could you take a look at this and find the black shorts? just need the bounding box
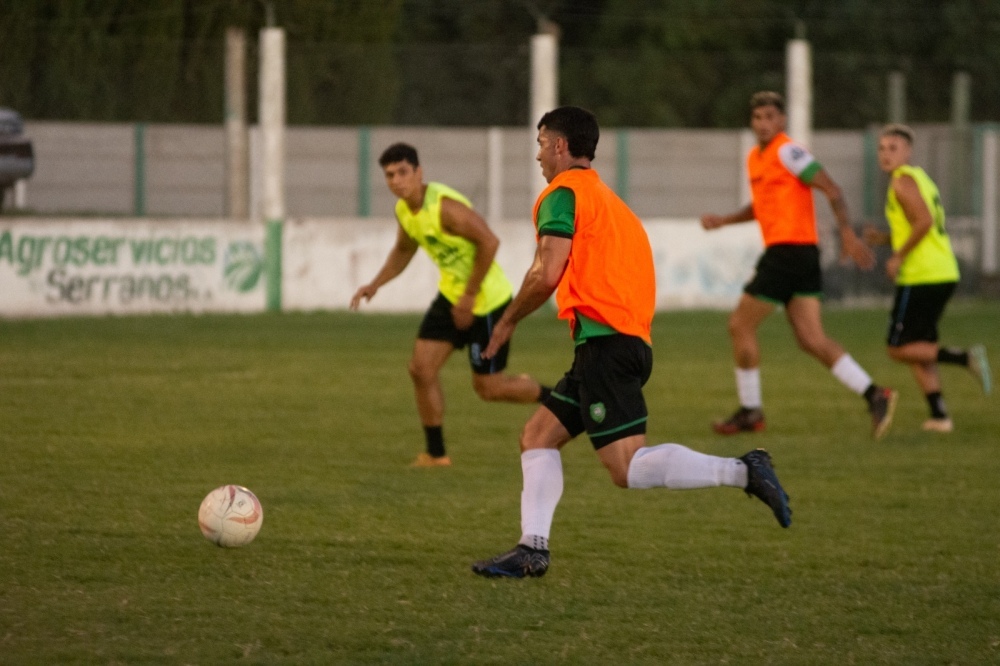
[544,334,653,450]
[887,282,956,347]
[745,244,823,305]
[417,292,511,375]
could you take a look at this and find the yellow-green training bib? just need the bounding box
[394,182,512,314]
[885,165,959,285]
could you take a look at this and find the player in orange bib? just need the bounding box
[471,106,791,580]
[701,91,897,439]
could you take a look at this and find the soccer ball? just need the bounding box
[198,485,264,547]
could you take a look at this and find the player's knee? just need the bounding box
[609,469,629,488]
[600,460,630,488]
[518,421,553,453]
[408,359,433,384]
[726,314,744,338]
[796,333,824,357]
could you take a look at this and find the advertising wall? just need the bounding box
[0,217,762,318]
[0,219,266,317]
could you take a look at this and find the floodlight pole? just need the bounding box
[259,26,285,311]
[785,22,812,148]
[887,71,907,124]
[530,20,558,202]
[982,129,998,276]
[225,27,249,219]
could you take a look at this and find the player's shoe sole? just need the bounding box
[472,544,550,578]
[922,417,954,433]
[969,344,992,396]
[410,452,452,467]
[739,448,791,528]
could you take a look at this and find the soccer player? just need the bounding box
[471,106,791,579]
[700,91,897,439]
[862,124,992,432]
[350,143,550,467]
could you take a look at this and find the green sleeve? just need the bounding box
[536,187,575,238]
[798,161,822,185]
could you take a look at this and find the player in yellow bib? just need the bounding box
[351,143,550,466]
[864,124,992,432]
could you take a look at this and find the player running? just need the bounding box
[351,143,550,467]
[471,106,790,579]
[700,91,897,439]
[863,123,992,432]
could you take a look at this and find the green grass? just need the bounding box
[1,302,998,664]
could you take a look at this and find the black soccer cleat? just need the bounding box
[472,544,550,579]
[712,407,766,435]
[739,448,791,528]
[867,387,898,440]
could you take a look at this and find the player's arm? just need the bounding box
[884,174,933,279]
[439,197,499,329]
[481,235,571,360]
[349,225,419,309]
[862,224,891,247]
[809,168,876,270]
[700,203,755,230]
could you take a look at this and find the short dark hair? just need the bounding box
[750,91,785,113]
[379,142,419,168]
[537,106,599,160]
[880,123,914,144]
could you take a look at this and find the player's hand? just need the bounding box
[700,214,724,230]
[451,295,475,331]
[482,319,515,360]
[861,223,888,247]
[350,284,377,310]
[886,253,902,280]
[840,231,876,271]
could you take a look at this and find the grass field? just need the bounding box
[1,302,998,664]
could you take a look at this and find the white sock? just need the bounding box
[518,449,563,545]
[830,354,872,395]
[736,367,762,408]
[626,443,748,490]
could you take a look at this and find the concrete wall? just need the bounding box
[13,121,994,283]
[20,121,862,222]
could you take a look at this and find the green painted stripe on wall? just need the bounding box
[357,126,371,217]
[615,129,629,203]
[265,220,282,311]
[133,123,146,216]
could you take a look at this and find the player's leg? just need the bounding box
[471,402,576,579]
[471,373,545,402]
[940,344,992,395]
[714,293,773,434]
[472,359,585,578]
[621,440,791,528]
[409,293,462,466]
[408,338,455,465]
[886,283,963,432]
[887,343,950,430]
[895,281,991,396]
[578,334,789,527]
[786,295,896,438]
[467,299,550,403]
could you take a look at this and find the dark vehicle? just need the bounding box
[0,108,35,211]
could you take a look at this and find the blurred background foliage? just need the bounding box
[0,0,998,127]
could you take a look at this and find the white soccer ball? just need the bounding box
[198,485,264,547]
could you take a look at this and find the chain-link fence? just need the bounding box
[4,35,999,128]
